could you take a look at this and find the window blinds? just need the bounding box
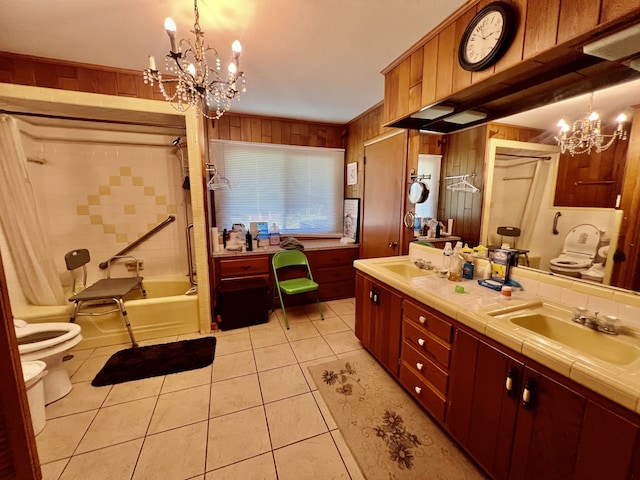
[210,140,345,235]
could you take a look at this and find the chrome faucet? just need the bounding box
[572,307,619,335]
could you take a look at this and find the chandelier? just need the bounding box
[554,93,627,156]
[143,0,246,120]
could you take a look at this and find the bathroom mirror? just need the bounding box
[480,138,621,286]
[474,78,640,289]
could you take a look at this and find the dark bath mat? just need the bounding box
[92,337,216,386]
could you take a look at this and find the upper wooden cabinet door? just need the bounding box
[383,58,411,124]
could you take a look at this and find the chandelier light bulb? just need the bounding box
[557,119,569,132]
[187,63,196,76]
[164,17,178,52]
[232,40,242,55]
[228,62,237,75]
[588,111,599,121]
[616,113,627,123]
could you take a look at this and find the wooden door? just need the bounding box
[0,256,42,479]
[509,366,586,480]
[361,131,407,259]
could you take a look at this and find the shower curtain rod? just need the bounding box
[496,153,552,160]
[0,109,187,130]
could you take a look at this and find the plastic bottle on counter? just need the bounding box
[442,242,453,270]
[269,223,280,246]
[448,242,463,281]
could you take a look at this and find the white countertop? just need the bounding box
[354,253,640,415]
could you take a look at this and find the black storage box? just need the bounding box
[216,278,269,331]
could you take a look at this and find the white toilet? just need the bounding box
[14,319,82,404]
[549,224,601,278]
[21,360,47,434]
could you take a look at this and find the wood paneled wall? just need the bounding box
[0,52,163,100]
[439,123,544,247]
[206,113,345,148]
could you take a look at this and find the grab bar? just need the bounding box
[99,215,176,269]
[186,224,197,286]
[552,211,562,235]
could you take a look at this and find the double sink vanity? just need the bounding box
[354,243,640,479]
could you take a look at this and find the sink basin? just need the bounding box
[379,263,434,278]
[509,312,640,365]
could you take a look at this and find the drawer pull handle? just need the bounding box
[416,362,423,371]
[414,386,422,394]
[417,338,425,347]
[419,315,426,324]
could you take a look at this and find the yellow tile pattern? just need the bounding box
[75,165,177,244]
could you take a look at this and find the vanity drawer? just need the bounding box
[219,256,270,278]
[403,320,451,368]
[404,299,453,343]
[314,248,358,267]
[399,363,446,423]
[402,341,448,396]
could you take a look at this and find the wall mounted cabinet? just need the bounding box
[382,0,640,133]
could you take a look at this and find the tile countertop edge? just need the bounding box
[353,256,640,414]
[213,239,359,257]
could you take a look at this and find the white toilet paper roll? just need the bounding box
[597,246,609,258]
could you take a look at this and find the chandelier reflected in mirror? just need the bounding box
[554,93,627,156]
[143,0,246,120]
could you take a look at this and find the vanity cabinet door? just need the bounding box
[448,328,522,480]
[354,272,402,376]
[511,367,640,480]
[509,365,587,480]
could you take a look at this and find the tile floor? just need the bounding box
[36,298,368,480]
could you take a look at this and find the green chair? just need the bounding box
[272,250,324,329]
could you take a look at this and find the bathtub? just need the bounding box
[12,277,201,349]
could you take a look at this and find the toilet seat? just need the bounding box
[549,224,601,274]
[15,321,82,355]
[550,253,592,269]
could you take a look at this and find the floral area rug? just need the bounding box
[308,351,486,480]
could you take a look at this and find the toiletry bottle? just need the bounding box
[222,228,227,248]
[246,231,253,251]
[435,222,442,238]
[269,223,280,246]
[442,242,453,270]
[448,243,463,281]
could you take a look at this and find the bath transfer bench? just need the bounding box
[65,249,146,348]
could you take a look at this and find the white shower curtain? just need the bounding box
[0,115,65,306]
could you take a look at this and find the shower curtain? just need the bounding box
[519,160,550,249]
[0,115,65,306]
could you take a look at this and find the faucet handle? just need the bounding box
[598,315,619,335]
[572,307,589,324]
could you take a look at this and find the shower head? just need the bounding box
[172,136,182,147]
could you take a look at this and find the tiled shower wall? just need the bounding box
[6,118,191,307]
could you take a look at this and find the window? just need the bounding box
[210,140,345,235]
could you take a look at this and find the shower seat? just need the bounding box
[65,249,146,348]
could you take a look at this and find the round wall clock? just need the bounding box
[458,2,517,72]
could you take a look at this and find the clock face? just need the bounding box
[464,11,504,64]
[458,2,516,72]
